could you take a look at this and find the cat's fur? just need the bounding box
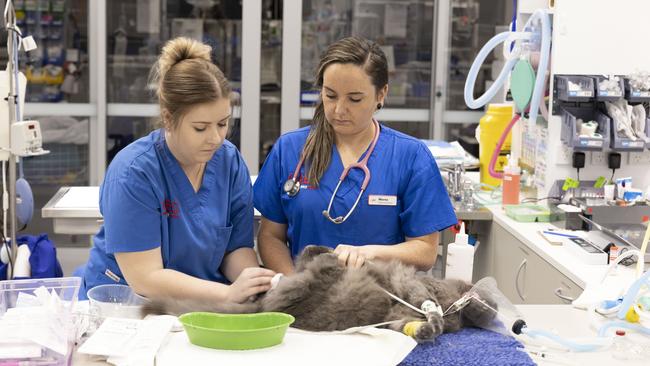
[143,245,497,342]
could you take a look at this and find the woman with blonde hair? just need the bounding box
[81,37,274,301]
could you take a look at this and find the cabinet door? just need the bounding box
[525,253,583,304]
[492,223,585,304]
[492,224,529,304]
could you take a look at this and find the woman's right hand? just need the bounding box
[226,267,276,303]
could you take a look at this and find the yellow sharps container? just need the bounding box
[479,103,514,189]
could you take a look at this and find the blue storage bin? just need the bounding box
[555,75,594,102]
[561,107,609,151]
[593,75,624,102]
[610,116,645,151]
[624,78,650,103]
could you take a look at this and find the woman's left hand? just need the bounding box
[333,244,375,269]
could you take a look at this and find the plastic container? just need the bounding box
[87,284,148,320]
[608,105,646,151]
[593,75,624,101]
[610,116,646,151]
[502,156,521,205]
[0,277,81,365]
[555,75,594,102]
[479,103,514,189]
[179,312,295,350]
[504,204,564,222]
[624,78,650,103]
[445,222,474,282]
[561,106,610,151]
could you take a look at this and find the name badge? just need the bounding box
[368,195,397,206]
[105,269,121,283]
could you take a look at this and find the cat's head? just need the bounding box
[295,245,336,271]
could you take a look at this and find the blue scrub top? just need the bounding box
[253,123,457,258]
[83,129,254,296]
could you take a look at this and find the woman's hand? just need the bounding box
[226,267,276,303]
[333,244,376,269]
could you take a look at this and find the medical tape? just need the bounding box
[421,300,444,318]
[403,321,425,337]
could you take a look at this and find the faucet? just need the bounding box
[445,162,465,203]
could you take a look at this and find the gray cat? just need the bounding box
[143,245,497,342]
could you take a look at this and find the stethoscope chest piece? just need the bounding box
[284,178,300,197]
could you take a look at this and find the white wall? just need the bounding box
[527,0,650,195]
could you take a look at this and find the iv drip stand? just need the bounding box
[4,0,19,278]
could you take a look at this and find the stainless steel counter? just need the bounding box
[42,186,102,235]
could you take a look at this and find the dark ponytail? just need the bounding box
[302,36,388,186]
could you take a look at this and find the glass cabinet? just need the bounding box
[106,0,242,104]
[102,0,513,176]
[297,0,435,152]
[440,0,510,150]
[301,0,434,110]
[1,0,91,247]
[6,0,90,103]
[105,0,243,155]
[0,0,513,249]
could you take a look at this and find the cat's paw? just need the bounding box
[430,313,444,336]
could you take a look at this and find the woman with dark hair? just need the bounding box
[254,36,456,274]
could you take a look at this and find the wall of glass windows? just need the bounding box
[3,0,510,246]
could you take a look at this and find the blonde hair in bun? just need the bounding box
[150,37,231,129]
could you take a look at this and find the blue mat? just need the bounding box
[400,328,535,366]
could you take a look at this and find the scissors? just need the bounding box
[283,120,380,224]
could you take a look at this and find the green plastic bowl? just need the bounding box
[179,312,295,350]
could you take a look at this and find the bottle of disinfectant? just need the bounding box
[502,154,521,205]
[445,222,474,282]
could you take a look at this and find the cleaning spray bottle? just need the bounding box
[502,154,521,205]
[445,222,474,282]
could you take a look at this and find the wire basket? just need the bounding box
[22,143,88,185]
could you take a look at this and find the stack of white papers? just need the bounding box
[78,316,175,366]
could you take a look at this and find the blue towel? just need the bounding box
[400,328,534,366]
[0,234,63,280]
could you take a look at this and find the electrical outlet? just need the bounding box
[629,151,650,165]
[556,145,572,165]
[591,151,606,166]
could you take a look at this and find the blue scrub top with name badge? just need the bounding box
[82,129,254,297]
[253,123,457,258]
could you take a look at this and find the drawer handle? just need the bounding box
[515,259,527,301]
[554,288,575,303]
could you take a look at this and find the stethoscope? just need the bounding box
[283,119,380,224]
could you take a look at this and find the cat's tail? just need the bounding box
[141,298,261,318]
